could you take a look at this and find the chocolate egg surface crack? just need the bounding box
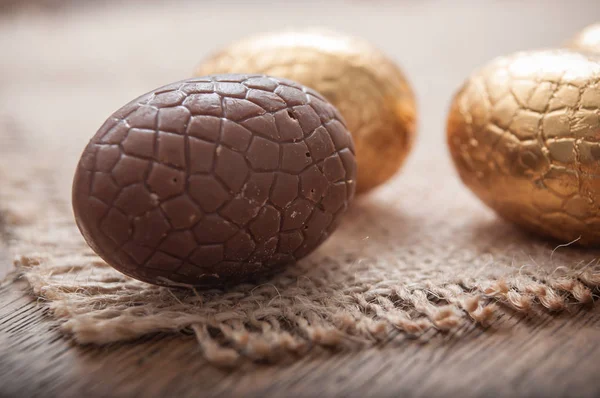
[73,74,357,286]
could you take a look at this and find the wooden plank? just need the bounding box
[0,227,10,280]
[1,276,600,398]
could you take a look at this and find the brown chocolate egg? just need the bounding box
[569,23,600,53]
[195,30,416,194]
[447,49,600,245]
[72,74,357,286]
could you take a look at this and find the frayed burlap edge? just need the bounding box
[13,243,600,366]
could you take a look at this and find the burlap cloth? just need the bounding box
[1,1,599,365]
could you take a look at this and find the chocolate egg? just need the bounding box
[569,23,600,53]
[73,74,357,286]
[447,50,600,245]
[195,30,416,194]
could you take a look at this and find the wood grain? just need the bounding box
[1,273,600,398]
[0,216,10,280]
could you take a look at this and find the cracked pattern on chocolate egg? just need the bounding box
[447,50,600,245]
[72,74,356,286]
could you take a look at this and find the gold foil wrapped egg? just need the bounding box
[195,30,417,194]
[569,23,600,53]
[447,49,600,245]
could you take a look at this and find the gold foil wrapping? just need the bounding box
[195,30,417,194]
[447,49,600,245]
[569,23,600,54]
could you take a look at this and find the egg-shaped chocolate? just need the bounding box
[447,50,600,245]
[569,23,600,54]
[195,30,416,194]
[73,74,357,286]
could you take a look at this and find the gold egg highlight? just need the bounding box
[569,23,600,54]
[196,30,416,194]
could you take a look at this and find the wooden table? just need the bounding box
[2,272,600,397]
[2,1,600,397]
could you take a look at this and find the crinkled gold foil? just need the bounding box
[195,30,417,194]
[447,49,600,245]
